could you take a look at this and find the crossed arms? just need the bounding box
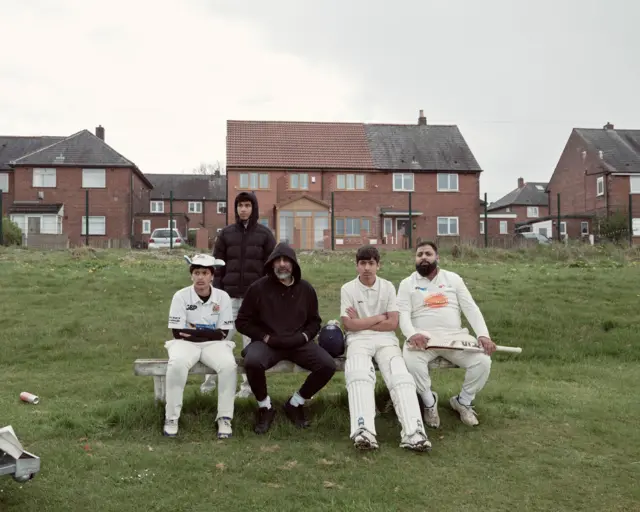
[340,285,399,333]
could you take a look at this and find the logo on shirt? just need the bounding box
[186,304,197,311]
[211,302,220,313]
[424,293,448,309]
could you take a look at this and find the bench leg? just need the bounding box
[153,376,166,403]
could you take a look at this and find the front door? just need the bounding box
[27,217,41,235]
[396,218,410,238]
[294,216,313,250]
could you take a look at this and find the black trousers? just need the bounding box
[242,341,337,401]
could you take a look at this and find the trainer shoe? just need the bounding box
[217,417,232,439]
[450,395,479,426]
[283,400,310,429]
[423,391,440,429]
[254,406,277,435]
[163,419,178,437]
[200,374,217,394]
[353,429,379,450]
[400,431,432,452]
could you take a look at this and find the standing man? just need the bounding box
[340,245,430,452]
[398,241,496,429]
[201,191,276,397]
[235,242,337,435]
[164,254,236,438]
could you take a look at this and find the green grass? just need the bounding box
[1,244,639,511]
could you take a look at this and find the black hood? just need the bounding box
[234,191,259,227]
[264,243,301,282]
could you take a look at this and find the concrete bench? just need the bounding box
[134,356,458,403]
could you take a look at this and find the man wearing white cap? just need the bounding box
[164,254,237,438]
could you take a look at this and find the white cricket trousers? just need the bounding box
[345,335,425,439]
[402,331,492,405]
[166,338,237,421]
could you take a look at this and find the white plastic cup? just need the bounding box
[20,392,39,405]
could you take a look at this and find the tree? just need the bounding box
[192,161,225,176]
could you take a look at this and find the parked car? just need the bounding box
[515,232,552,245]
[148,228,184,249]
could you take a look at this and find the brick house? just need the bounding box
[543,122,640,242]
[226,111,484,250]
[486,177,550,237]
[1,126,153,247]
[141,173,227,246]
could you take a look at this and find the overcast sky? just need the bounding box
[2,0,638,202]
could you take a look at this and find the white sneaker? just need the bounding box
[200,374,217,394]
[217,417,232,439]
[353,429,379,450]
[450,396,479,426]
[423,391,440,428]
[235,378,254,399]
[163,419,178,437]
[400,431,432,452]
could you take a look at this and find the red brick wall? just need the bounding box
[0,171,13,216]
[227,168,482,243]
[12,166,149,245]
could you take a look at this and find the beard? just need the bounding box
[416,261,437,277]
[275,268,292,280]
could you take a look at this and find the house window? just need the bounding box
[499,221,508,234]
[0,173,9,192]
[81,216,106,236]
[82,168,106,188]
[383,218,393,235]
[336,174,366,190]
[437,173,458,191]
[142,220,151,234]
[596,176,604,196]
[480,220,485,234]
[630,176,640,194]
[217,202,226,214]
[259,218,269,227]
[560,222,567,235]
[151,201,164,213]
[437,217,459,236]
[335,217,369,236]
[188,201,202,213]
[239,173,269,189]
[33,168,56,188]
[393,173,414,192]
[632,218,640,236]
[527,207,539,218]
[168,219,177,229]
[290,174,309,190]
[581,221,589,235]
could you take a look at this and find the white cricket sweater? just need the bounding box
[396,269,490,340]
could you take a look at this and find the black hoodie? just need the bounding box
[235,243,322,349]
[213,192,276,298]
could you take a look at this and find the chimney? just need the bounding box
[96,125,105,140]
[418,109,427,126]
[603,122,614,130]
[517,177,525,188]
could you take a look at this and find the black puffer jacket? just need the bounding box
[213,192,276,298]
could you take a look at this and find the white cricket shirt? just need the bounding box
[168,285,234,332]
[340,276,399,339]
[396,269,490,340]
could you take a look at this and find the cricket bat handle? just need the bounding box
[494,345,522,354]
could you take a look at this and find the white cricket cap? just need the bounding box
[184,254,225,267]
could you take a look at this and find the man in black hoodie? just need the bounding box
[201,191,276,397]
[236,242,337,434]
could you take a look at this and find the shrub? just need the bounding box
[1,217,22,246]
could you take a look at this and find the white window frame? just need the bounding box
[527,206,539,218]
[632,218,640,236]
[217,202,226,214]
[560,222,567,235]
[240,173,269,190]
[393,173,414,192]
[336,174,366,191]
[290,174,309,190]
[188,201,202,213]
[499,221,508,234]
[142,220,151,234]
[33,168,56,188]
[383,218,393,235]
[82,168,106,188]
[580,221,589,235]
[0,173,9,192]
[437,216,459,236]
[480,220,485,234]
[596,176,604,196]
[81,216,106,236]
[437,173,459,192]
[151,201,164,213]
[630,176,640,194]
[168,219,177,229]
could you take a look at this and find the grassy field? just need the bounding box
[1,244,639,511]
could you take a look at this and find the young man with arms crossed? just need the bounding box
[340,245,431,452]
[398,241,496,429]
[201,191,276,397]
[165,254,236,438]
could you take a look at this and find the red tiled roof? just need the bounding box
[227,120,375,170]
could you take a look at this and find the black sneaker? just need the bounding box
[254,406,276,435]
[283,400,310,428]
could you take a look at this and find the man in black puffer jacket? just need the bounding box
[201,191,276,397]
[236,242,337,434]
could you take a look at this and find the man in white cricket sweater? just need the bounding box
[398,241,496,428]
